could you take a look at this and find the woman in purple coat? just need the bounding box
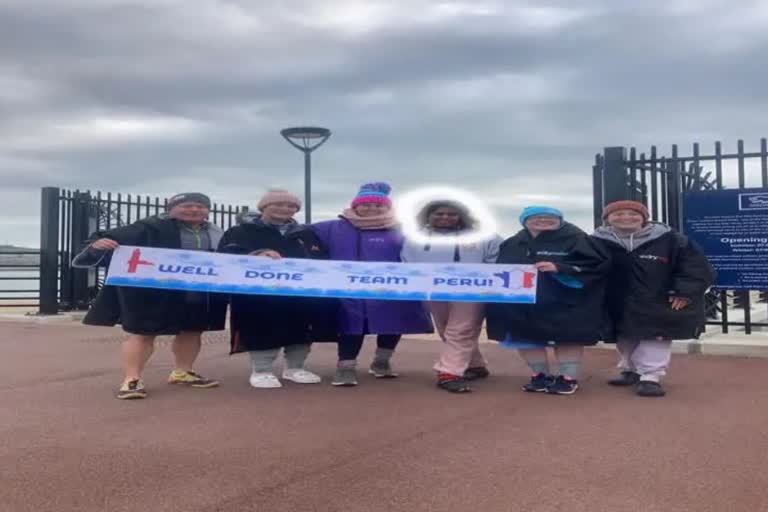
[312,182,433,386]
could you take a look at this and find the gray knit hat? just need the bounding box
[166,192,211,210]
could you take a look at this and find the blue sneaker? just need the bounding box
[546,375,579,395]
[522,373,554,393]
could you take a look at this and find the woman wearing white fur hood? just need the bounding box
[401,200,501,393]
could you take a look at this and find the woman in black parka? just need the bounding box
[593,200,715,397]
[218,189,337,389]
[486,206,610,395]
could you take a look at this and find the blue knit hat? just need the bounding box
[519,205,563,225]
[351,182,392,208]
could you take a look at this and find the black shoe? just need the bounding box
[463,366,490,381]
[608,371,641,387]
[546,375,579,395]
[637,381,666,397]
[437,376,472,393]
[522,373,554,393]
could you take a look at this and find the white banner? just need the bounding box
[105,246,538,303]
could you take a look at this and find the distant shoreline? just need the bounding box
[0,257,40,266]
[0,246,39,267]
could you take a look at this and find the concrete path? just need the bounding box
[1,320,767,512]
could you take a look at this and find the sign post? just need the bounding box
[683,188,768,289]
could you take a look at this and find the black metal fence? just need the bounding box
[38,187,248,314]
[593,138,768,334]
[0,250,41,308]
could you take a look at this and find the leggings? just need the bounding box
[338,334,401,361]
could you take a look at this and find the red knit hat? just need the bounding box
[602,200,649,221]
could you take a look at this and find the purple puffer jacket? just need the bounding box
[311,218,433,335]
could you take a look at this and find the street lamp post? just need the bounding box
[280,126,331,224]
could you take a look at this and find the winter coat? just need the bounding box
[311,218,433,335]
[485,222,610,345]
[73,216,227,335]
[400,228,502,264]
[592,224,715,341]
[218,217,339,353]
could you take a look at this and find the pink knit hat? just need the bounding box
[257,189,302,211]
[350,182,392,208]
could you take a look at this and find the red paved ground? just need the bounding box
[1,319,767,512]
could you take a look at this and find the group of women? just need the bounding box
[74,183,715,400]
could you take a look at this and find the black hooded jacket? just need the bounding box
[486,222,611,344]
[592,224,715,341]
[218,216,339,353]
[75,216,227,335]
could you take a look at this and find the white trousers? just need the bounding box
[616,338,672,383]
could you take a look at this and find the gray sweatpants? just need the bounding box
[617,338,672,382]
[249,344,312,373]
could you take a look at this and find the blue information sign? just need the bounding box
[683,188,768,289]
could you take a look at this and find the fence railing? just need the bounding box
[0,251,41,308]
[38,187,247,314]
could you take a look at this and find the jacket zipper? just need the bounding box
[423,231,461,262]
[357,229,368,321]
[182,224,204,249]
[181,223,208,324]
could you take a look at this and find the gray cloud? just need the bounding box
[1,0,767,247]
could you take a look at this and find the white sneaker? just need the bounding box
[282,368,322,384]
[249,372,282,389]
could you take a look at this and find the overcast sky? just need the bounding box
[2,0,767,247]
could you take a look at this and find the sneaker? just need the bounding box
[332,367,358,387]
[249,372,282,389]
[282,368,322,384]
[369,360,399,378]
[522,372,554,393]
[463,366,490,381]
[117,378,147,400]
[637,381,666,397]
[168,370,219,388]
[546,375,579,395]
[608,371,641,386]
[437,374,472,393]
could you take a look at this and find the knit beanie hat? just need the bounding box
[519,205,564,226]
[167,192,211,210]
[257,189,302,211]
[351,182,392,208]
[602,200,649,222]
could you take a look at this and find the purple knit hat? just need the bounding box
[350,182,392,208]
